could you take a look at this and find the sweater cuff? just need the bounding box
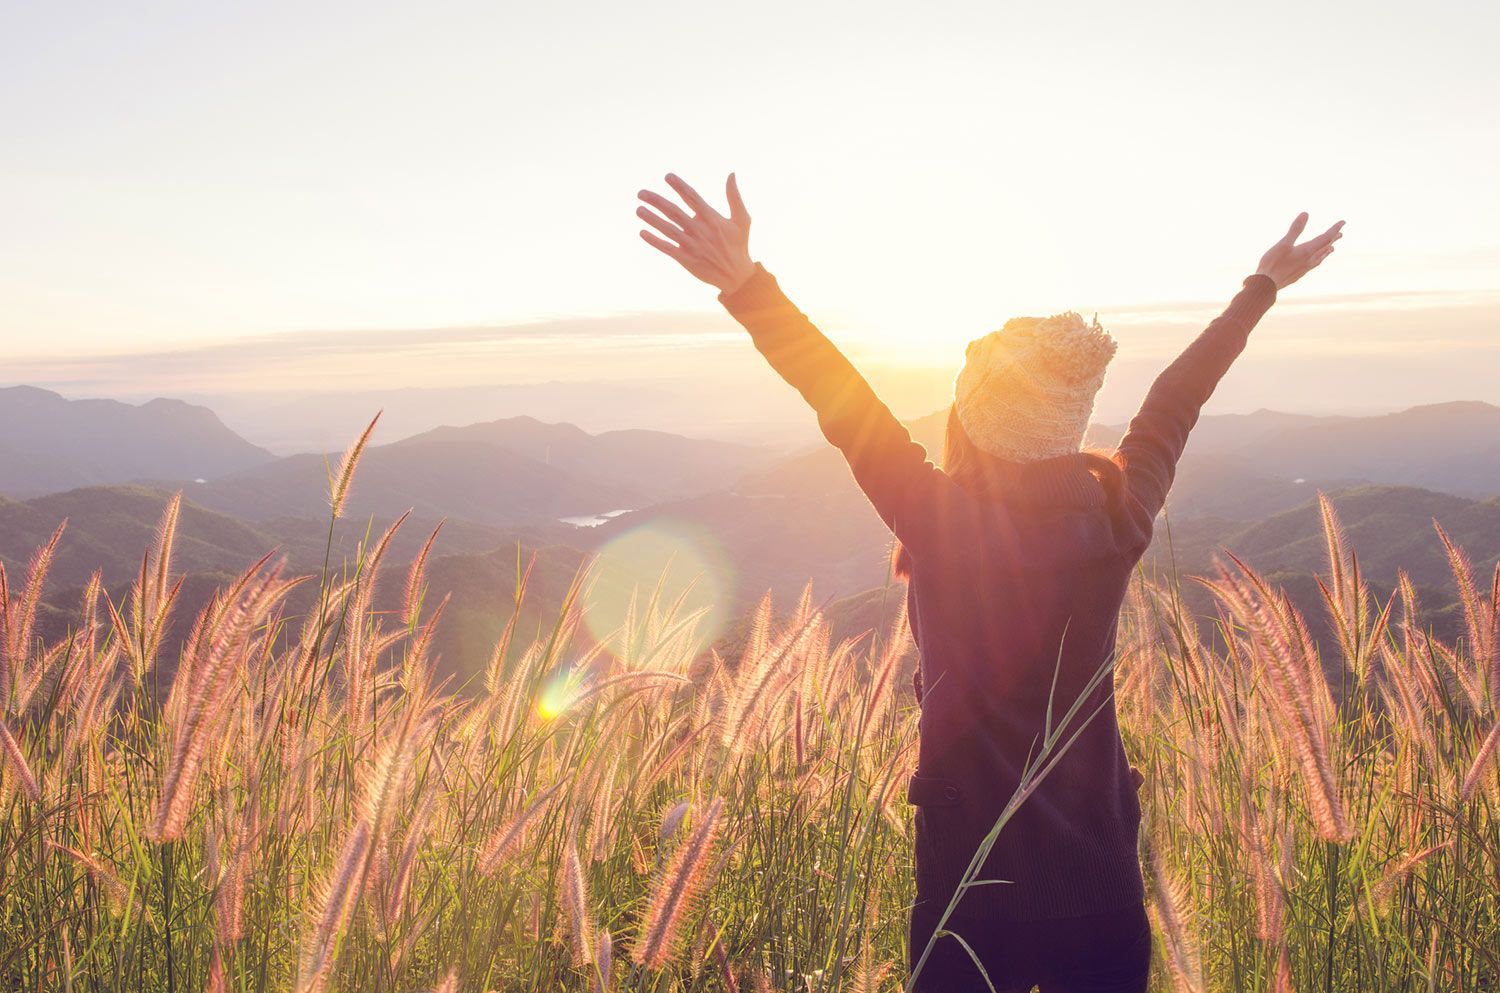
[717,262,786,316]
[1222,274,1277,329]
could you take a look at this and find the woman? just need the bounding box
[637,174,1342,992]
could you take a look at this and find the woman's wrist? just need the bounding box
[717,259,759,295]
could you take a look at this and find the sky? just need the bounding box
[2,0,1498,441]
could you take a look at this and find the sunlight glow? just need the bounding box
[582,520,735,660]
[536,671,578,721]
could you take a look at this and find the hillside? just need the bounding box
[13,488,574,689]
[0,486,289,590]
[187,441,645,527]
[1086,409,1351,452]
[0,386,274,497]
[563,490,895,615]
[1099,402,1500,499]
[1230,401,1500,497]
[388,416,774,503]
[0,486,513,591]
[181,415,773,528]
[1148,485,1500,590]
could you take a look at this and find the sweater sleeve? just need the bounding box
[718,263,949,547]
[1117,274,1277,521]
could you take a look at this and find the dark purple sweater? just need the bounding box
[718,266,1277,924]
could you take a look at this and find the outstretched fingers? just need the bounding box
[726,173,749,226]
[638,190,694,230]
[665,173,717,218]
[636,205,690,246]
[1303,220,1346,252]
[1280,211,1310,246]
[639,229,688,261]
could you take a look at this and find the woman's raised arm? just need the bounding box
[1117,213,1345,521]
[637,173,948,547]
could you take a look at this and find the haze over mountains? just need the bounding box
[4,384,1497,681]
[1092,400,1500,500]
[178,416,775,528]
[175,377,827,454]
[0,386,274,496]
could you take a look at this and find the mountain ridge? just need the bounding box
[0,385,275,496]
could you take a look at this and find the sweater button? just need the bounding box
[943,785,959,801]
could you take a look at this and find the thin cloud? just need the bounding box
[1107,287,1500,324]
[5,311,747,394]
[5,288,1499,399]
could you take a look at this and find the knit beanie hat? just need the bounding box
[953,311,1117,462]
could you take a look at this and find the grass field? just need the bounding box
[0,436,1496,992]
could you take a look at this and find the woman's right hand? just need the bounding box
[1255,212,1345,289]
[637,173,757,294]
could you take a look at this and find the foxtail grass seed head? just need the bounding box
[478,781,564,875]
[0,717,40,802]
[1147,843,1205,993]
[593,929,614,993]
[1461,718,1500,803]
[560,839,595,966]
[296,820,373,993]
[329,412,381,519]
[404,520,444,626]
[632,796,725,971]
[659,799,691,844]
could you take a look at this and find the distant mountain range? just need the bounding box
[10,385,1498,521]
[387,418,775,505]
[0,485,518,592]
[179,376,825,454]
[0,386,274,496]
[1091,400,1500,500]
[176,416,774,528]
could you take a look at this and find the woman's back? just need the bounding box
[903,453,1148,921]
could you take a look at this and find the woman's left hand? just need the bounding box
[637,173,757,293]
[1255,213,1345,290]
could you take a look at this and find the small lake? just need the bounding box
[558,508,633,528]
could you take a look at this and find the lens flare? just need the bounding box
[582,519,735,660]
[536,670,577,721]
